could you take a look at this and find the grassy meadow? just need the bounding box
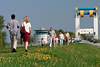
[0,43,100,67]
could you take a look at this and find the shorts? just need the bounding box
[23,32,30,42]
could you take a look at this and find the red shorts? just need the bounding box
[23,32,30,42]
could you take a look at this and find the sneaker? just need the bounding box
[12,48,16,52]
[25,50,28,52]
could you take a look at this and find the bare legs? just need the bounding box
[50,37,55,47]
[24,41,28,52]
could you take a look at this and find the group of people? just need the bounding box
[7,14,31,52]
[41,27,71,48]
[6,14,70,52]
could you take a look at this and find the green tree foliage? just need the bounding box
[0,16,6,49]
[29,35,34,44]
[2,32,7,46]
[55,30,60,37]
[0,16,4,30]
[69,32,75,38]
[55,29,65,37]
[0,30,3,48]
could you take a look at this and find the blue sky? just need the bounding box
[0,0,100,41]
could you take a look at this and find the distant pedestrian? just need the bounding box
[21,16,31,52]
[7,14,19,52]
[49,27,55,47]
[59,32,64,45]
[47,33,50,45]
[41,38,45,48]
[65,32,71,45]
[54,33,58,47]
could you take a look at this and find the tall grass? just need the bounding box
[0,43,100,67]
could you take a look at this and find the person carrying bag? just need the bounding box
[20,16,31,52]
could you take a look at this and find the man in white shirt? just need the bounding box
[59,32,64,45]
[49,27,55,47]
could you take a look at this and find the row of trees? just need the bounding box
[55,29,75,39]
[0,16,7,49]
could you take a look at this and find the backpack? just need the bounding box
[20,23,26,36]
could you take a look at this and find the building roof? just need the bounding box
[34,30,48,32]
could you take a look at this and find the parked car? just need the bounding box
[88,38,98,43]
[93,40,98,43]
[72,38,81,43]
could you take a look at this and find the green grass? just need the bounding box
[0,43,100,67]
[98,40,100,43]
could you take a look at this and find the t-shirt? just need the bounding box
[22,22,31,33]
[65,33,70,39]
[8,19,19,35]
[59,33,64,39]
[49,30,55,38]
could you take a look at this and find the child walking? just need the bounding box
[41,38,45,48]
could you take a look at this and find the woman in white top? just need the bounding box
[21,16,31,52]
[59,32,64,45]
